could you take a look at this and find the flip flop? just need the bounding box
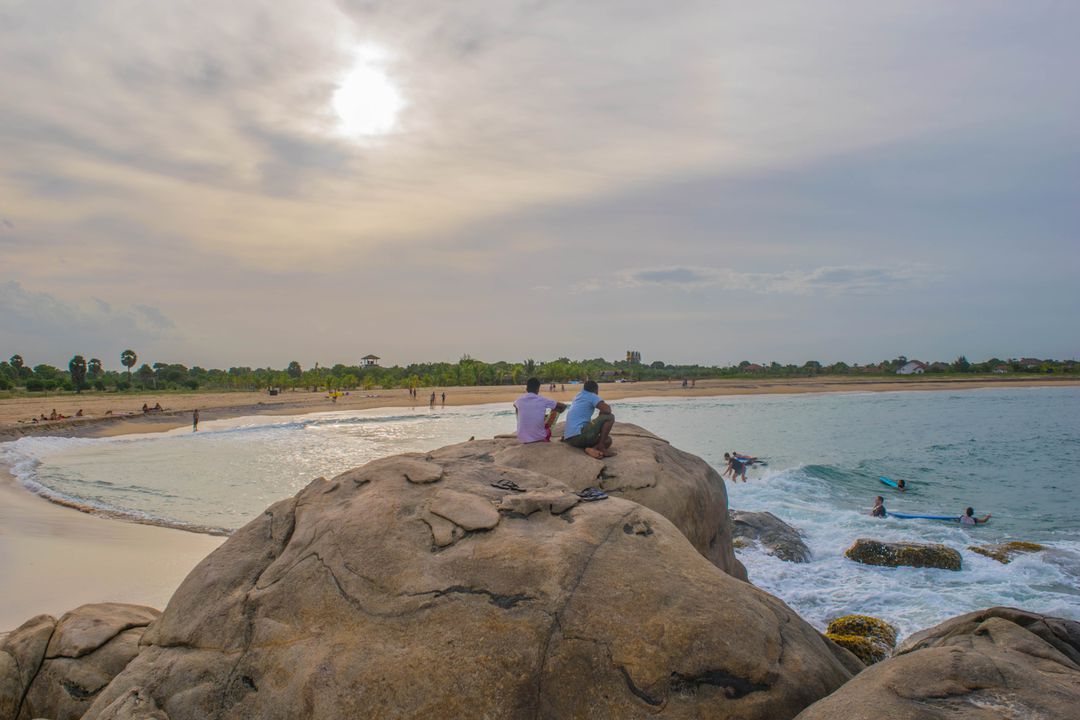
[575,487,608,501]
[490,478,526,493]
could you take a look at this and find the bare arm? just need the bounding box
[597,401,612,414]
[977,513,992,523]
[555,402,567,412]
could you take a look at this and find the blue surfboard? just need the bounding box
[887,511,959,521]
[879,476,899,488]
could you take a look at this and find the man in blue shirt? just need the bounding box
[562,380,615,459]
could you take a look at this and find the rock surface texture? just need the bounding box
[845,539,961,571]
[0,603,160,720]
[729,510,811,563]
[81,427,851,719]
[796,607,1080,720]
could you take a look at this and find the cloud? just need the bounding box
[0,281,177,366]
[589,265,933,295]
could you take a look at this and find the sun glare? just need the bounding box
[333,48,403,137]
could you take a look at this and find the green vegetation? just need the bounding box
[0,350,1076,397]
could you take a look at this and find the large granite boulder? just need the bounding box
[429,423,747,580]
[796,607,1080,719]
[845,539,961,571]
[0,603,159,720]
[729,510,811,563]
[84,441,852,719]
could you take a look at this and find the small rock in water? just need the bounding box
[845,538,962,571]
[968,540,1044,564]
[825,615,898,665]
[729,509,812,563]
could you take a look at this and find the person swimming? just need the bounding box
[959,507,991,525]
[871,496,887,517]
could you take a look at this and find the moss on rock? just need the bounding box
[827,615,898,649]
[824,634,891,665]
[969,541,1045,564]
[845,538,962,571]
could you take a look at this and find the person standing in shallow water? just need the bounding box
[192,408,199,432]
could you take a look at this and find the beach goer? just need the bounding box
[49,409,58,420]
[562,380,615,459]
[514,377,567,444]
[142,403,149,413]
[429,392,436,409]
[959,507,991,525]
[441,392,446,407]
[76,409,83,417]
[153,402,163,412]
[724,452,749,482]
[192,408,199,432]
[871,496,887,517]
[896,478,907,491]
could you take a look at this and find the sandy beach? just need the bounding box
[0,471,224,631]
[3,375,1077,440]
[2,375,1077,632]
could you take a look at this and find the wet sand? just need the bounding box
[0,467,224,631]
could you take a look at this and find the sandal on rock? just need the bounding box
[575,487,608,502]
[490,478,526,493]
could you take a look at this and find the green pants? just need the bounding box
[564,413,614,448]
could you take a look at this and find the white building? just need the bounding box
[360,354,380,368]
[896,360,927,375]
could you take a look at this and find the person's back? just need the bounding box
[564,385,602,439]
[514,378,561,443]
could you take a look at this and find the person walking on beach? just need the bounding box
[429,392,436,409]
[514,378,567,443]
[871,496,887,517]
[562,380,615,459]
[441,392,446,407]
[192,408,199,432]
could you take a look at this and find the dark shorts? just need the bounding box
[564,413,614,448]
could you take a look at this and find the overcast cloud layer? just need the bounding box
[1,1,1077,369]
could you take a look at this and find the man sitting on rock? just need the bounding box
[562,380,615,459]
[514,377,567,443]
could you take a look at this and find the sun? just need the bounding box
[332,47,404,137]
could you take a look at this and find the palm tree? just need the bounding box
[121,349,137,384]
[88,358,103,379]
[523,358,537,377]
[69,355,87,393]
[10,355,24,377]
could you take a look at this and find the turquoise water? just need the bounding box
[5,387,1079,637]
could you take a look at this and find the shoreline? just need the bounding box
[3,376,1076,442]
[0,464,224,631]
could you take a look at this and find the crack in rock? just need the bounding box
[419,586,533,609]
[669,669,770,699]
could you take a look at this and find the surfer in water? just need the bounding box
[960,507,991,525]
[723,452,748,482]
[871,496,887,517]
[896,478,906,491]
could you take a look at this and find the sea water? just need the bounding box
[4,387,1079,638]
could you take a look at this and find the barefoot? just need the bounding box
[584,447,604,459]
[602,450,618,457]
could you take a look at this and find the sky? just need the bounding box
[1,0,1078,370]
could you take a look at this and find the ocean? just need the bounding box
[4,386,1079,639]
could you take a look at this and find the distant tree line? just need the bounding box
[0,350,1075,395]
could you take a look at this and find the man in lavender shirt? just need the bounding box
[514,377,567,443]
